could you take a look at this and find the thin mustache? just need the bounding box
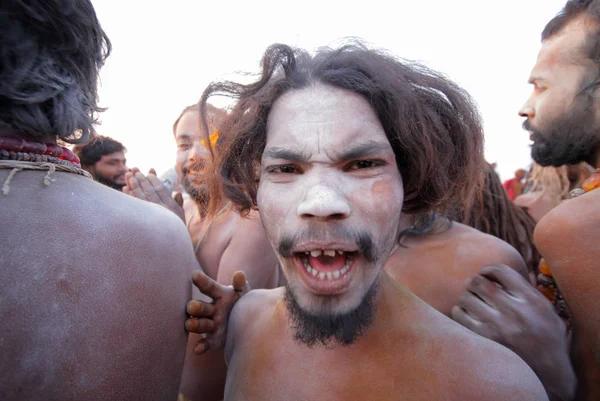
[277,227,376,263]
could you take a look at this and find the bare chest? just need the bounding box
[225,325,452,401]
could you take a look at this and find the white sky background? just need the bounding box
[92,0,566,181]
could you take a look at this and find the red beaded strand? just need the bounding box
[0,136,81,166]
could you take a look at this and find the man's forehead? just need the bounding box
[101,151,126,161]
[265,84,386,147]
[535,16,597,73]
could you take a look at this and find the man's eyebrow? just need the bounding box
[176,133,194,140]
[262,147,311,163]
[528,76,545,85]
[330,141,392,162]
[262,141,392,163]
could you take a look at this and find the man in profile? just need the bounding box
[451,2,600,400]
[516,1,600,398]
[73,135,129,190]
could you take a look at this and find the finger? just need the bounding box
[187,300,216,317]
[192,270,221,299]
[129,167,141,175]
[146,173,173,205]
[185,317,216,334]
[232,271,250,294]
[126,173,147,200]
[149,168,157,176]
[479,264,532,297]
[193,338,209,355]
[173,192,184,207]
[466,275,509,310]
[135,171,162,203]
[451,305,491,336]
[122,186,131,196]
[456,289,499,321]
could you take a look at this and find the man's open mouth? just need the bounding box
[299,250,356,280]
[291,248,359,291]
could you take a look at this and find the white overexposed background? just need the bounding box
[91,0,566,181]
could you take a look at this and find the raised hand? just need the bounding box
[123,168,185,222]
[185,270,250,354]
[451,264,576,401]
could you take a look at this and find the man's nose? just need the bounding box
[297,184,350,221]
[518,100,534,119]
[189,142,205,162]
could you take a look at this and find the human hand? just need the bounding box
[451,264,576,401]
[185,270,250,354]
[123,168,185,222]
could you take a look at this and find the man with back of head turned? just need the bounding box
[0,2,195,400]
[185,42,549,401]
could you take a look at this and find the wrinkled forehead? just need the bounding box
[264,84,391,156]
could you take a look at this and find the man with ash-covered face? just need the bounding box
[185,43,548,400]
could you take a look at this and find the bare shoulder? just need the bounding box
[232,208,265,231]
[457,335,546,400]
[441,222,528,277]
[535,189,600,253]
[425,314,547,400]
[225,288,282,360]
[89,183,194,252]
[219,208,279,289]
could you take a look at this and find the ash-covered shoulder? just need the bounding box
[428,316,548,400]
[230,287,283,325]
[439,222,527,275]
[225,287,283,360]
[72,180,196,265]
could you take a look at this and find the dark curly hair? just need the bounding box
[200,42,485,219]
[451,163,540,276]
[72,135,126,167]
[0,0,111,144]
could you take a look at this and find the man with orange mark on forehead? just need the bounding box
[124,103,281,401]
[185,43,548,400]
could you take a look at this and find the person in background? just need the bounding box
[515,162,592,221]
[73,135,129,191]
[124,103,281,401]
[503,168,527,200]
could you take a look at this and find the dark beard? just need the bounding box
[283,279,379,347]
[526,96,600,167]
[183,177,209,208]
[95,174,124,191]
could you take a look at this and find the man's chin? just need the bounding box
[283,279,379,347]
[532,142,592,167]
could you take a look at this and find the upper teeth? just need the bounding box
[306,249,344,257]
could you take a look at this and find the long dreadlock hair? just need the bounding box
[452,163,540,276]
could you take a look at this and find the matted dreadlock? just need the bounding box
[452,163,540,276]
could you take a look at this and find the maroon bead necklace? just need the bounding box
[0,136,81,167]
